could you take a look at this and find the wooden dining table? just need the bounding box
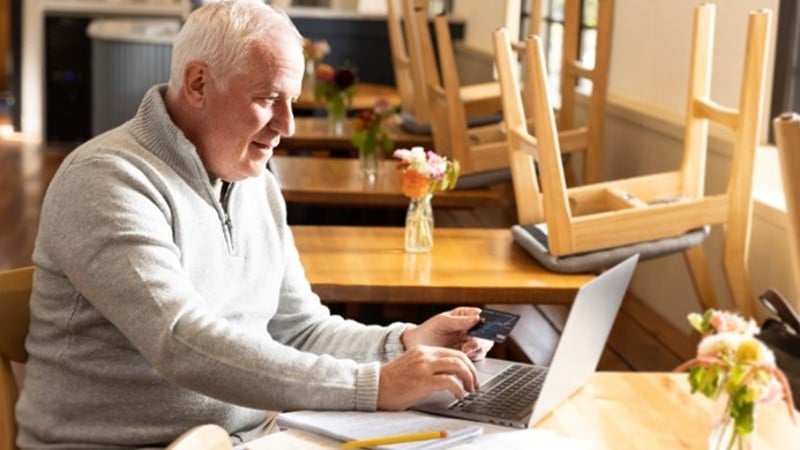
[278,117,432,153]
[270,155,498,209]
[244,372,800,449]
[292,225,593,304]
[294,82,401,111]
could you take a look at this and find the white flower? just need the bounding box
[697,332,747,359]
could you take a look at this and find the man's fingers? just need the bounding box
[429,348,478,391]
[431,374,468,400]
[449,306,482,317]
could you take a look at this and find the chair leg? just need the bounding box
[722,245,755,318]
[682,245,720,312]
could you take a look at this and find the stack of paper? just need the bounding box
[276,410,484,449]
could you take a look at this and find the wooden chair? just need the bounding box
[397,0,512,133]
[494,4,771,316]
[166,424,233,450]
[774,113,800,299]
[421,12,512,185]
[0,266,33,450]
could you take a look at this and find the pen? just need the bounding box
[340,430,448,449]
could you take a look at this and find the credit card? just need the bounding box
[467,308,521,343]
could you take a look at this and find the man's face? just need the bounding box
[197,35,304,181]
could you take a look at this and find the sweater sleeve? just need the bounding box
[37,154,405,412]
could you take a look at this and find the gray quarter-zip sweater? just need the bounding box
[16,85,407,449]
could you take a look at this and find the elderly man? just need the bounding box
[15,1,491,448]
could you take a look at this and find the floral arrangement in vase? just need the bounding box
[351,98,401,182]
[393,147,459,253]
[675,309,796,450]
[303,38,330,63]
[314,63,358,134]
[301,38,329,94]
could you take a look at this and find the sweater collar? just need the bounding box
[128,85,209,188]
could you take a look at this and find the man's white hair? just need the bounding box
[168,0,302,92]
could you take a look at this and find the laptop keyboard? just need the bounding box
[450,364,548,420]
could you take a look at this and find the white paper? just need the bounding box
[452,428,602,450]
[238,429,340,450]
[276,410,484,449]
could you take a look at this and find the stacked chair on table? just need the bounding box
[388,0,517,135]
[493,3,772,317]
[401,0,615,189]
[424,11,513,187]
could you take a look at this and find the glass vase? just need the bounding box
[302,59,316,94]
[404,194,434,253]
[358,144,380,184]
[708,393,753,450]
[326,91,350,135]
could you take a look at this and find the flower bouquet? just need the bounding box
[393,147,459,253]
[301,38,330,94]
[351,98,400,181]
[314,63,358,134]
[675,309,796,450]
[303,38,330,62]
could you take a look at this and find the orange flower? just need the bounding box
[315,63,334,82]
[401,170,431,199]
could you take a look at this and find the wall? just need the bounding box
[452,0,509,53]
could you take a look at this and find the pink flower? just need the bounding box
[709,310,759,335]
[303,38,330,61]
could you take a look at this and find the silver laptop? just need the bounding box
[412,254,638,428]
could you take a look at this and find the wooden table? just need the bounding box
[295,82,401,111]
[279,117,432,153]
[292,226,592,304]
[270,156,498,209]
[246,372,799,449]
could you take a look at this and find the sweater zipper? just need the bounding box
[220,181,236,254]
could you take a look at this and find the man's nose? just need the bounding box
[270,103,295,137]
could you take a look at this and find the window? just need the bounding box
[521,0,599,107]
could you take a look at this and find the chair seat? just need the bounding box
[400,112,503,136]
[512,224,710,273]
[455,167,511,189]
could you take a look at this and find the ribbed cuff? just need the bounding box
[384,322,413,360]
[355,362,380,411]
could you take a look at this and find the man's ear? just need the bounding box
[182,61,209,107]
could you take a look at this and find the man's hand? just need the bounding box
[377,345,478,411]
[401,307,494,361]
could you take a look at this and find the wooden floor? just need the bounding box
[0,133,698,372]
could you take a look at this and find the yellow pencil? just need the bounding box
[340,430,449,449]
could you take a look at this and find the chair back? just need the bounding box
[428,13,510,175]
[495,4,771,315]
[386,0,417,118]
[0,266,33,450]
[399,0,512,134]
